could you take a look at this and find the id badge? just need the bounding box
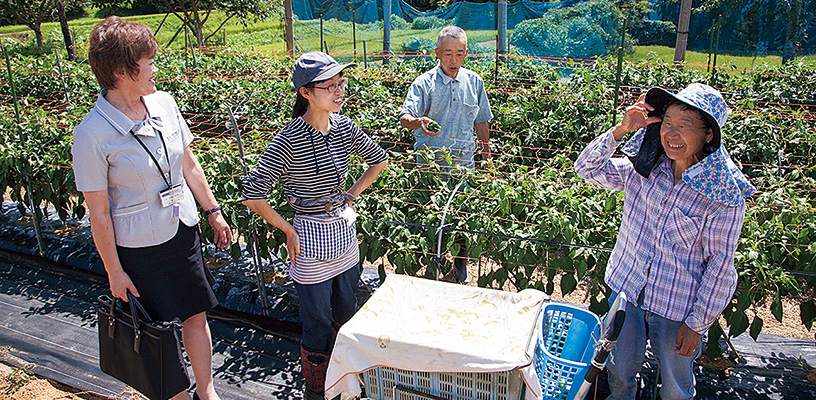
[159,184,184,208]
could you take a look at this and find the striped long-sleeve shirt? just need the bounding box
[242,114,387,212]
[575,128,745,334]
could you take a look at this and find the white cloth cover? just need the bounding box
[325,274,547,400]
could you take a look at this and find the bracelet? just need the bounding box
[341,192,357,203]
[204,206,221,216]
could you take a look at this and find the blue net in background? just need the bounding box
[293,0,816,59]
[293,0,583,30]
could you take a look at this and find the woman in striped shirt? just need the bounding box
[242,52,387,400]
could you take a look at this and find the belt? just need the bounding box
[295,201,343,215]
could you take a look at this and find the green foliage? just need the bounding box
[410,16,450,31]
[1,48,815,357]
[630,19,675,46]
[510,0,631,59]
[3,365,34,395]
[401,36,434,54]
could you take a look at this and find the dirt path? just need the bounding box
[0,359,112,400]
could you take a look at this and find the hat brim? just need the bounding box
[312,62,356,83]
[645,87,721,149]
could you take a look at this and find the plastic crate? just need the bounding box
[535,303,601,400]
[360,366,525,400]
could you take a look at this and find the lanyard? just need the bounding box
[131,124,172,188]
[321,133,344,190]
[307,127,343,191]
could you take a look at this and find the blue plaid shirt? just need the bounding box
[399,65,493,158]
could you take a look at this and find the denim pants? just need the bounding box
[294,265,360,353]
[607,292,702,400]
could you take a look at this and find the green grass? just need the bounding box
[0,8,284,56]
[1,11,813,70]
[627,45,816,70]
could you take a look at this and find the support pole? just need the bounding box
[228,107,272,317]
[707,26,714,73]
[710,26,720,86]
[353,10,357,59]
[187,31,198,70]
[612,18,627,125]
[155,12,170,36]
[284,0,294,57]
[3,46,21,127]
[497,0,507,61]
[320,16,324,53]
[673,0,693,63]
[363,40,368,68]
[4,46,44,256]
[383,0,391,64]
[494,34,499,82]
[56,0,74,61]
[54,49,70,105]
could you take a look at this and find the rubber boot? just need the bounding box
[454,236,470,284]
[454,256,470,284]
[301,345,330,400]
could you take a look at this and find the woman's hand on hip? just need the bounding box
[207,211,233,250]
[286,231,301,267]
[109,269,139,301]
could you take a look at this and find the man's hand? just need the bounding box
[399,114,439,136]
[478,140,493,169]
[675,323,702,357]
[418,116,439,136]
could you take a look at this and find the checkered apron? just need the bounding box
[293,206,357,260]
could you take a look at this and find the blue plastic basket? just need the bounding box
[535,302,601,400]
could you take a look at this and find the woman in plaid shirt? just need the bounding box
[575,84,755,400]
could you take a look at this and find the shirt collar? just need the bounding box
[94,90,164,137]
[434,65,458,84]
[681,146,756,207]
[622,126,756,206]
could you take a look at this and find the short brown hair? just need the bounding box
[88,16,158,90]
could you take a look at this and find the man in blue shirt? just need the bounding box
[399,26,494,283]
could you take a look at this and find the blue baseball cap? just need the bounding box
[292,52,356,91]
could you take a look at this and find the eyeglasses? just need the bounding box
[314,78,348,94]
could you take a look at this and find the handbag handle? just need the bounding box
[109,292,156,353]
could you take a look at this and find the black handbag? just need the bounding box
[97,292,190,400]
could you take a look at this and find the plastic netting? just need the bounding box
[293,0,584,30]
[295,0,816,56]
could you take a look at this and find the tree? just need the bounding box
[0,0,59,50]
[162,0,273,47]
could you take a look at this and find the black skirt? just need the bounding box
[117,222,217,322]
